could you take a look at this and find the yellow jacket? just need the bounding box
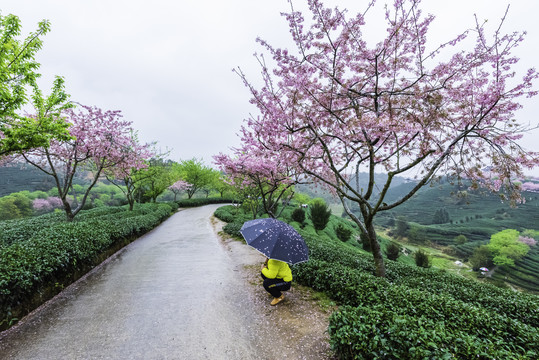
[262,259,293,282]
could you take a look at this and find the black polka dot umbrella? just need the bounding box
[240,218,309,265]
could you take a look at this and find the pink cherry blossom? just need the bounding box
[233,0,538,276]
[168,180,193,201]
[21,105,152,220]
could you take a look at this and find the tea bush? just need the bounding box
[214,205,539,358]
[176,197,234,208]
[223,222,243,238]
[296,259,538,359]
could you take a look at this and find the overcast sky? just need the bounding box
[2,0,538,175]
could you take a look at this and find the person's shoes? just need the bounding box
[270,294,285,306]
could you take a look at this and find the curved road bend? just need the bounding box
[0,205,273,359]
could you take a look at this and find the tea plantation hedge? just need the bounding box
[176,197,235,208]
[216,205,539,359]
[0,202,177,330]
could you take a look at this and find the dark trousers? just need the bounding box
[261,273,291,298]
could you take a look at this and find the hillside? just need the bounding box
[379,179,539,232]
[0,163,90,197]
[371,179,539,293]
[215,204,539,359]
[297,174,539,293]
[0,163,56,196]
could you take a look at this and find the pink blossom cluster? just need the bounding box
[214,150,296,191]
[233,0,538,208]
[169,180,192,193]
[518,236,537,247]
[32,196,63,212]
[214,149,301,218]
[520,182,539,192]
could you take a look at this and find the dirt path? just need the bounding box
[0,205,335,359]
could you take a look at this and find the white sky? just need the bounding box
[2,0,538,176]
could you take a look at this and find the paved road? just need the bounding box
[0,205,271,359]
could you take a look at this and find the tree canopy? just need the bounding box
[0,14,71,158]
[21,105,151,220]
[488,229,529,266]
[234,0,538,276]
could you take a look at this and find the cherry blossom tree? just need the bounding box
[32,196,63,214]
[214,149,300,218]
[104,132,155,210]
[168,180,192,201]
[21,105,149,221]
[236,0,539,276]
[172,158,214,199]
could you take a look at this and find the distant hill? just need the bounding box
[295,172,411,204]
[0,163,90,197]
[372,178,539,293]
[0,163,56,196]
[378,179,539,235]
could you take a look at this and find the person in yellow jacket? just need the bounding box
[261,257,292,305]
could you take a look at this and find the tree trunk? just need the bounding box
[367,222,386,277]
[62,198,75,222]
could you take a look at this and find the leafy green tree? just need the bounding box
[212,173,233,198]
[8,192,33,217]
[488,229,530,266]
[309,198,331,231]
[0,196,21,220]
[199,169,223,198]
[0,192,33,219]
[173,158,214,199]
[136,159,175,203]
[0,14,72,157]
[432,208,450,224]
[469,245,493,271]
[293,192,311,206]
[454,234,467,245]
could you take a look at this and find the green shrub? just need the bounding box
[414,248,431,268]
[454,234,467,245]
[334,223,352,242]
[291,208,306,224]
[309,199,331,231]
[223,222,243,238]
[385,242,401,261]
[176,197,234,207]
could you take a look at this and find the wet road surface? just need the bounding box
[0,205,274,359]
